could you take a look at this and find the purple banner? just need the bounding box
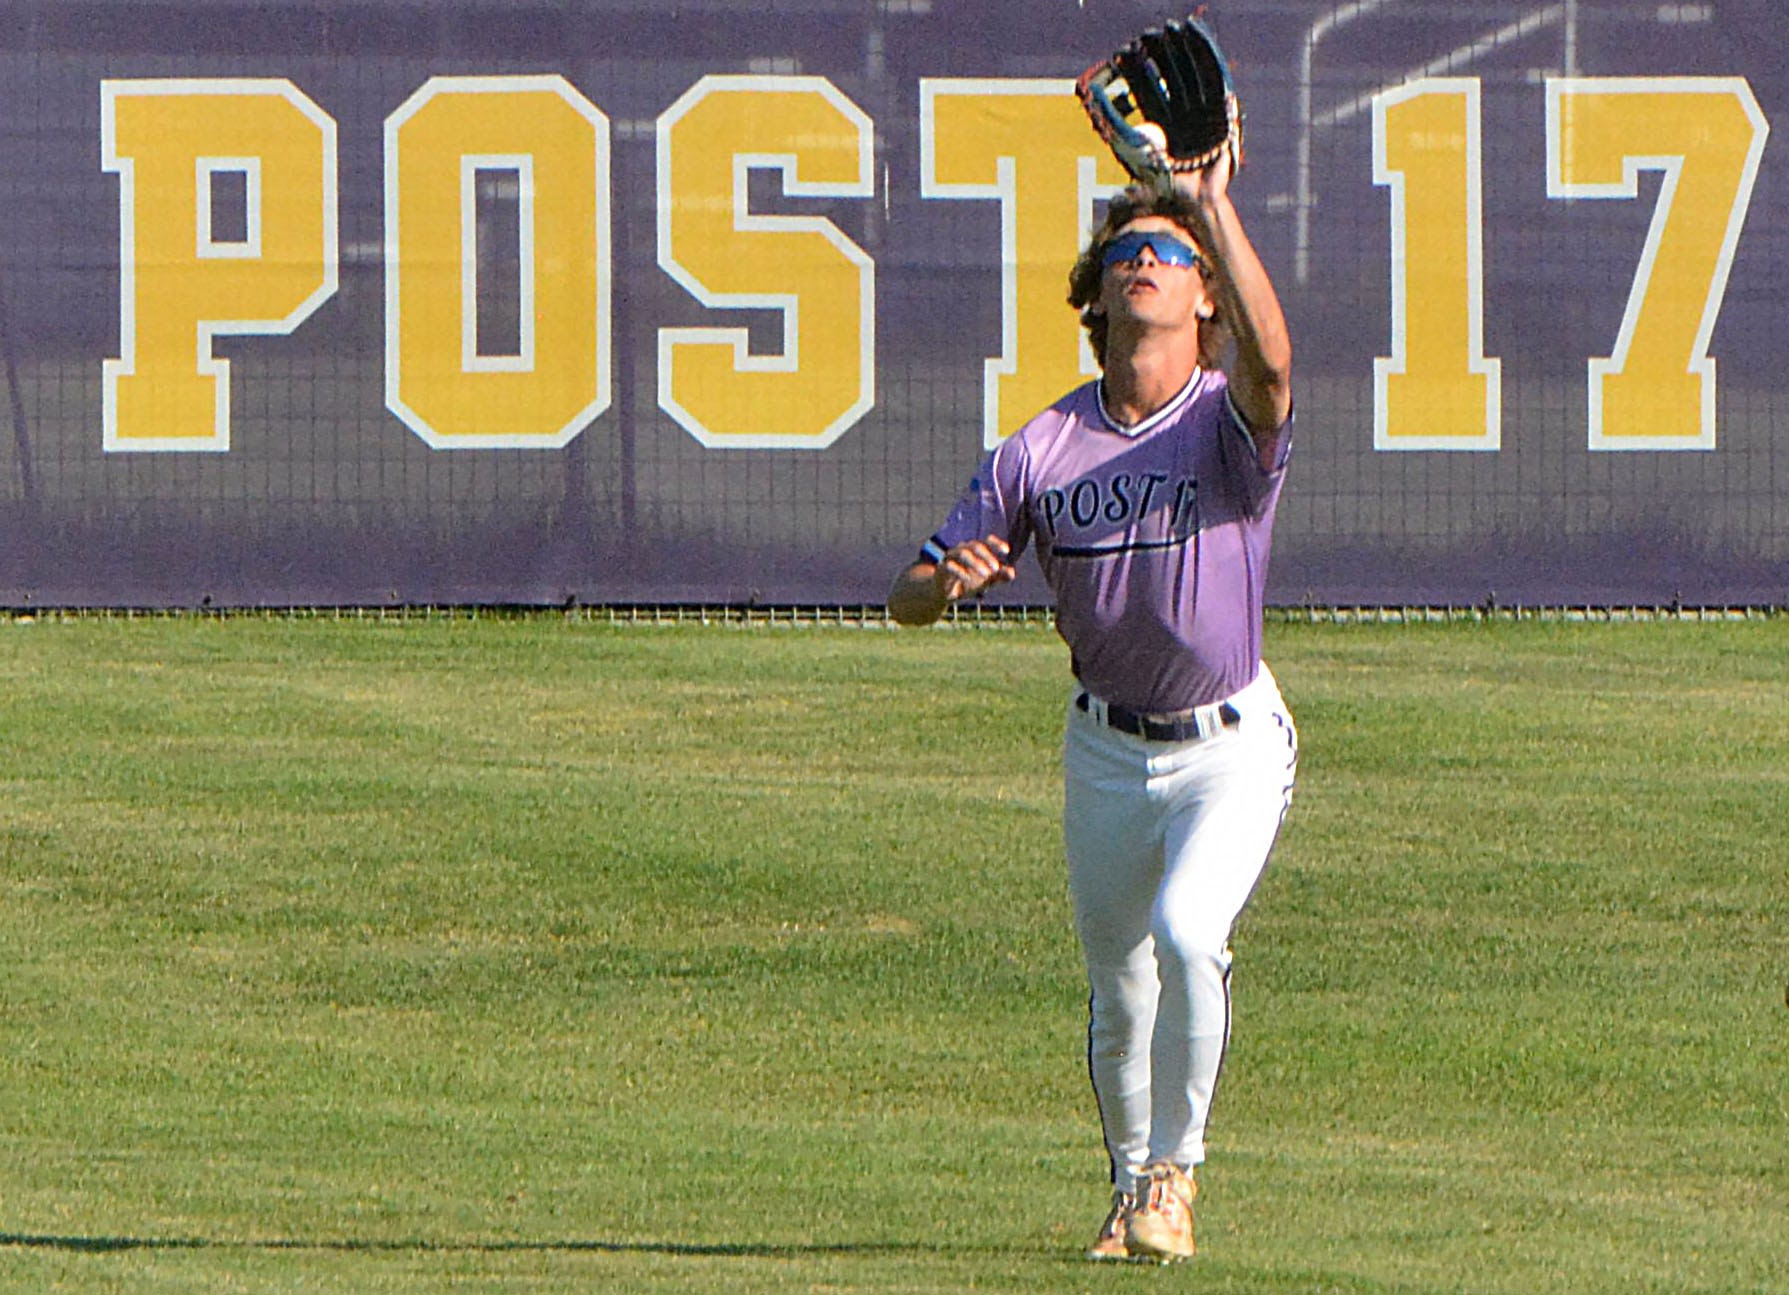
[0,1,1782,607]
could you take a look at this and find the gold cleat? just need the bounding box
[1124,1161,1196,1262]
[1086,1189,1135,1261]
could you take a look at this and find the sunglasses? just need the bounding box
[1101,230,1204,270]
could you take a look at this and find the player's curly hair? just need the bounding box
[1068,186,1212,369]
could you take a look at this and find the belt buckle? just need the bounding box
[1146,705,1201,743]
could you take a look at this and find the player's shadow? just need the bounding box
[0,1231,927,1258]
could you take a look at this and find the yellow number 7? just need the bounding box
[1547,78,1769,450]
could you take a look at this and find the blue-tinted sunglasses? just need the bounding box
[1101,230,1204,270]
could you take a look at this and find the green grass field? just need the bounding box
[0,616,1783,1294]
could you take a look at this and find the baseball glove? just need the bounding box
[1075,15,1243,193]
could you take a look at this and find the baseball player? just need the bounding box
[887,87,1296,1260]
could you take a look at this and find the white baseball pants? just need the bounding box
[1063,665,1296,1194]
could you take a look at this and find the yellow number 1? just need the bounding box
[1372,80,1501,451]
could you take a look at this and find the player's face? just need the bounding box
[1099,216,1211,339]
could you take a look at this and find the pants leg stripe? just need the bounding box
[1086,986,1122,1187]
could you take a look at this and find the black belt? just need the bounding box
[1075,691,1241,743]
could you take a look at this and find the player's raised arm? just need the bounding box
[1175,152,1292,459]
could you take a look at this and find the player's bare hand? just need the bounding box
[1172,141,1235,210]
[936,536,1016,602]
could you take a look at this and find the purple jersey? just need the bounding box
[923,369,1290,712]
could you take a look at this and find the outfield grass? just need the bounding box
[0,615,1783,1294]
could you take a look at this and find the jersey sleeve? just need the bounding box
[919,435,1034,566]
[1222,391,1292,517]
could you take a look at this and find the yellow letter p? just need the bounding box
[101,79,337,452]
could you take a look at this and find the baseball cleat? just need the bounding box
[1086,1189,1135,1261]
[1123,1161,1196,1262]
